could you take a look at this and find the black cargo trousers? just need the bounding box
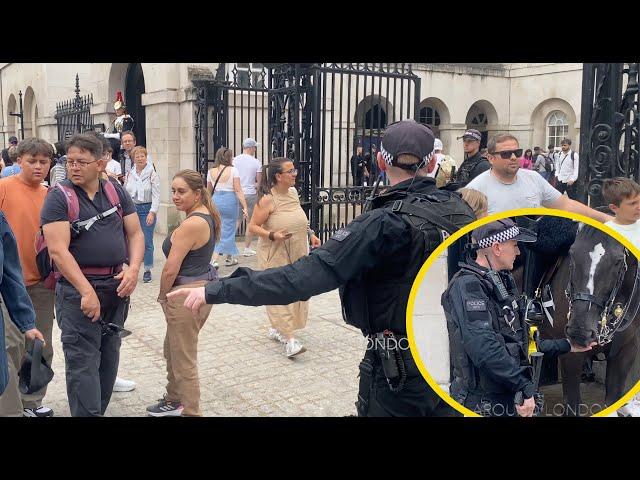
[355,347,460,417]
[55,277,130,417]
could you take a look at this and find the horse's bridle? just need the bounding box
[566,248,640,345]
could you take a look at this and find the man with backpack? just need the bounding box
[40,133,144,417]
[0,138,56,417]
[555,138,579,198]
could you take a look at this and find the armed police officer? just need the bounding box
[444,129,490,190]
[168,119,476,416]
[442,219,595,417]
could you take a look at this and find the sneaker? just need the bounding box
[267,328,286,344]
[225,257,239,266]
[23,406,54,417]
[243,247,257,257]
[113,376,136,392]
[146,397,184,417]
[143,270,152,283]
[285,338,306,358]
[618,399,640,417]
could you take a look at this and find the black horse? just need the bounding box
[521,221,640,416]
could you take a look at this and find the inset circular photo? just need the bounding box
[408,208,640,417]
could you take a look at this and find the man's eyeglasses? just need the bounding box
[67,159,98,168]
[490,149,523,160]
[282,168,298,175]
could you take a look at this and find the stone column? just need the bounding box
[142,89,183,236]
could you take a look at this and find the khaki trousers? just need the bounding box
[161,280,212,417]
[0,282,55,416]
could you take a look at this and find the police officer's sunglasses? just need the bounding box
[490,149,523,159]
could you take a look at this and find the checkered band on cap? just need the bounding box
[476,226,520,249]
[379,142,434,167]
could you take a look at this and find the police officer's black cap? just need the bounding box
[457,129,482,142]
[379,119,435,170]
[471,218,537,250]
[18,339,54,395]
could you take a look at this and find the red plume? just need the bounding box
[115,91,124,102]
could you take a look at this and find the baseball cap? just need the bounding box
[434,138,443,151]
[18,339,54,395]
[457,129,482,142]
[379,119,435,170]
[9,136,18,144]
[242,138,260,148]
[471,218,537,250]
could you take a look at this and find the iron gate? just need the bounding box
[194,63,421,240]
[55,74,95,142]
[577,63,639,207]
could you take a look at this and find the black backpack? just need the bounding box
[544,154,554,173]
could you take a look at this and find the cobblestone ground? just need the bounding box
[45,235,362,417]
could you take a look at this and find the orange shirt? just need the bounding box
[0,175,48,286]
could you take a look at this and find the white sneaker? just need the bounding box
[243,247,257,257]
[267,328,286,344]
[23,406,54,417]
[617,399,640,417]
[113,377,136,392]
[285,338,306,358]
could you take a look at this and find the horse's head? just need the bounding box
[566,224,627,347]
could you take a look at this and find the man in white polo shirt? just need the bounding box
[234,138,263,256]
[466,133,610,223]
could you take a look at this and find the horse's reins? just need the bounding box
[565,248,640,345]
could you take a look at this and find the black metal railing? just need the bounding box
[55,74,94,142]
[194,63,420,239]
[577,63,639,207]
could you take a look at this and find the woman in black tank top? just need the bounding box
[148,169,221,417]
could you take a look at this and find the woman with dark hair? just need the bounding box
[207,147,248,268]
[519,149,534,170]
[248,157,321,357]
[150,169,221,416]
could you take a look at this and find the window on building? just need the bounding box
[364,104,387,130]
[419,106,441,127]
[232,63,267,88]
[547,111,569,148]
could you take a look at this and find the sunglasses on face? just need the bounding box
[490,149,523,160]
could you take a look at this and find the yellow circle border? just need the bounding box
[406,207,640,418]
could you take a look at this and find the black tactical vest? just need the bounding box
[340,182,476,335]
[442,265,530,402]
[451,152,490,188]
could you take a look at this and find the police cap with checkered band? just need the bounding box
[470,218,537,250]
[379,119,435,171]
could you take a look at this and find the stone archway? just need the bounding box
[418,97,451,142]
[465,100,499,149]
[125,63,146,147]
[107,63,146,146]
[6,94,17,140]
[354,95,392,154]
[23,87,36,138]
[530,98,578,150]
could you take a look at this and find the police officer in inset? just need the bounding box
[445,129,490,190]
[168,119,476,416]
[442,219,595,417]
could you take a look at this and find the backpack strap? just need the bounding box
[55,182,80,223]
[102,179,124,219]
[387,198,459,235]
